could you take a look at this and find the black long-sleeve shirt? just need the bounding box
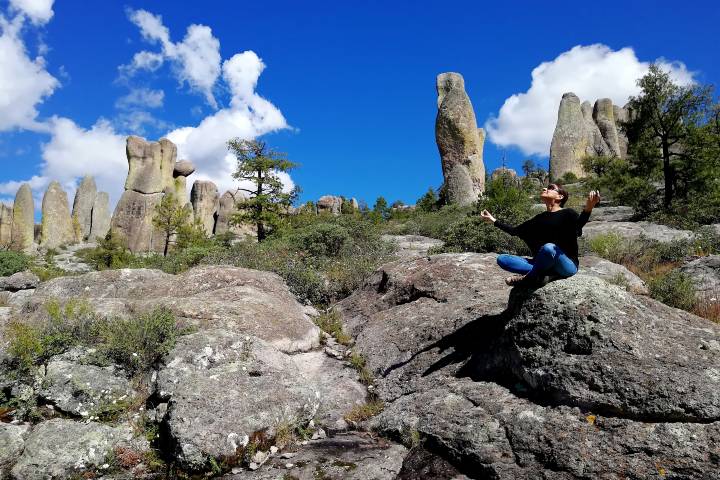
[494,208,591,266]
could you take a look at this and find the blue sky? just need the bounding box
[0,0,718,213]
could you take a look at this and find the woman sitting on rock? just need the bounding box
[480,184,601,286]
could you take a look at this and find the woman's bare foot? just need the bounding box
[505,275,526,286]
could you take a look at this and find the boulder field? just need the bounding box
[0,254,718,478]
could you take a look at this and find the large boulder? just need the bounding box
[0,423,30,479]
[0,204,12,247]
[338,253,720,477]
[89,191,111,240]
[190,180,219,235]
[586,205,634,222]
[110,190,165,253]
[26,266,321,353]
[583,220,694,243]
[579,255,648,294]
[435,72,485,205]
[124,136,176,194]
[381,235,443,260]
[11,419,137,480]
[215,190,253,238]
[316,195,343,215]
[157,329,321,470]
[40,181,75,249]
[10,183,34,252]
[0,271,39,292]
[680,255,720,294]
[71,175,97,240]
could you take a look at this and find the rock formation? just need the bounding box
[125,136,176,194]
[337,253,720,478]
[435,72,485,205]
[71,176,97,241]
[190,180,219,235]
[490,167,520,186]
[173,159,195,206]
[0,204,12,246]
[40,181,75,249]
[11,183,34,252]
[112,136,188,253]
[215,190,252,237]
[549,93,629,180]
[89,192,111,240]
[317,195,343,215]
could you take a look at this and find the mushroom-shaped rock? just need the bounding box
[174,159,196,177]
[125,136,176,194]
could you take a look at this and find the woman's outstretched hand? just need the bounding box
[480,209,496,224]
[584,190,601,212]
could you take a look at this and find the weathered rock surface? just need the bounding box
[583,220,694,243]
[435,72,485,205]
[550,93,629,180]
[110,190,164,253]
[125,136,176,194]
[579,255,648,294]
[11,418,136,480]
[157,329,320,470]
[587,205,634,222]
[381,235,443,260]
[224,433,407,480]
[11,183,34,252]
[680,254,720,294]
[72,175,97,240]
[27,266,320,353]
[190,180,219,235]
[490,167,519,186]
[40,349,135,417]
[89,191,111,240]
[40,181,75,248]
[0,204,12,247]
[173,159,195,177]
[0,423,30,478]
[338,252,720,477]
[317,195,343,215]
[0,271,39,292]
[215,191,252,238]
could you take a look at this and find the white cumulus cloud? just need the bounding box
[167,51,290,196]
[485,44,696,156]
[124,9,221,108]
[0,13,59,131]
[9,0,54,25]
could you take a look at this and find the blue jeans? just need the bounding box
[497,243,578,279]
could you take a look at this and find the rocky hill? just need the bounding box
[0,248,717,479]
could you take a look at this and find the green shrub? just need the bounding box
[314,309,351,345]
[78,231,135,270]
[559,171,579,184]
[0,251,29,277]
[96,306,181,375]
[586,233,627,263]
[291,223,351,257]
[648,271,697,311]
[4,300,183,378]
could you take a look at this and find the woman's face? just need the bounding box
[540,184,564,204]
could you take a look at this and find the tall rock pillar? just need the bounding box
[72,175,97,241]
[11,183,34,252]
[435,72,485,206]
[40,181,75,249]
[191,180,219,235]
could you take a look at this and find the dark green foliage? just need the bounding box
[648,271,697,311]
[4,300,182,378]
[416,187,440,213]
[372,196,391,221]
[440,175,534,254]
[152,192,192,256]
[78,231,134,270]
[0,250,29,277]
[228,139,298,241]
[559,171,579,184]
[292,223,351,257]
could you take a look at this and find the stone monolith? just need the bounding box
[111,190,165,253]
[72,176,97,240]
[549,93,590,180]
[190,181,219,235]
[0,204,12,246]
[125,136,176,194]
[435,72,485,205]
[11,183,34,251]
[40,181,75,249]
[90,192,111,241]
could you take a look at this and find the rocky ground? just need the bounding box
[0,212,719,479]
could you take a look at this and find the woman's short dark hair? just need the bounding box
[555,183,569,207]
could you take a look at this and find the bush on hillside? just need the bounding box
[648,271,697,311]
[0,251,30,277]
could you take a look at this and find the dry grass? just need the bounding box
[693,291,720,324]
[344,400,384,423]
